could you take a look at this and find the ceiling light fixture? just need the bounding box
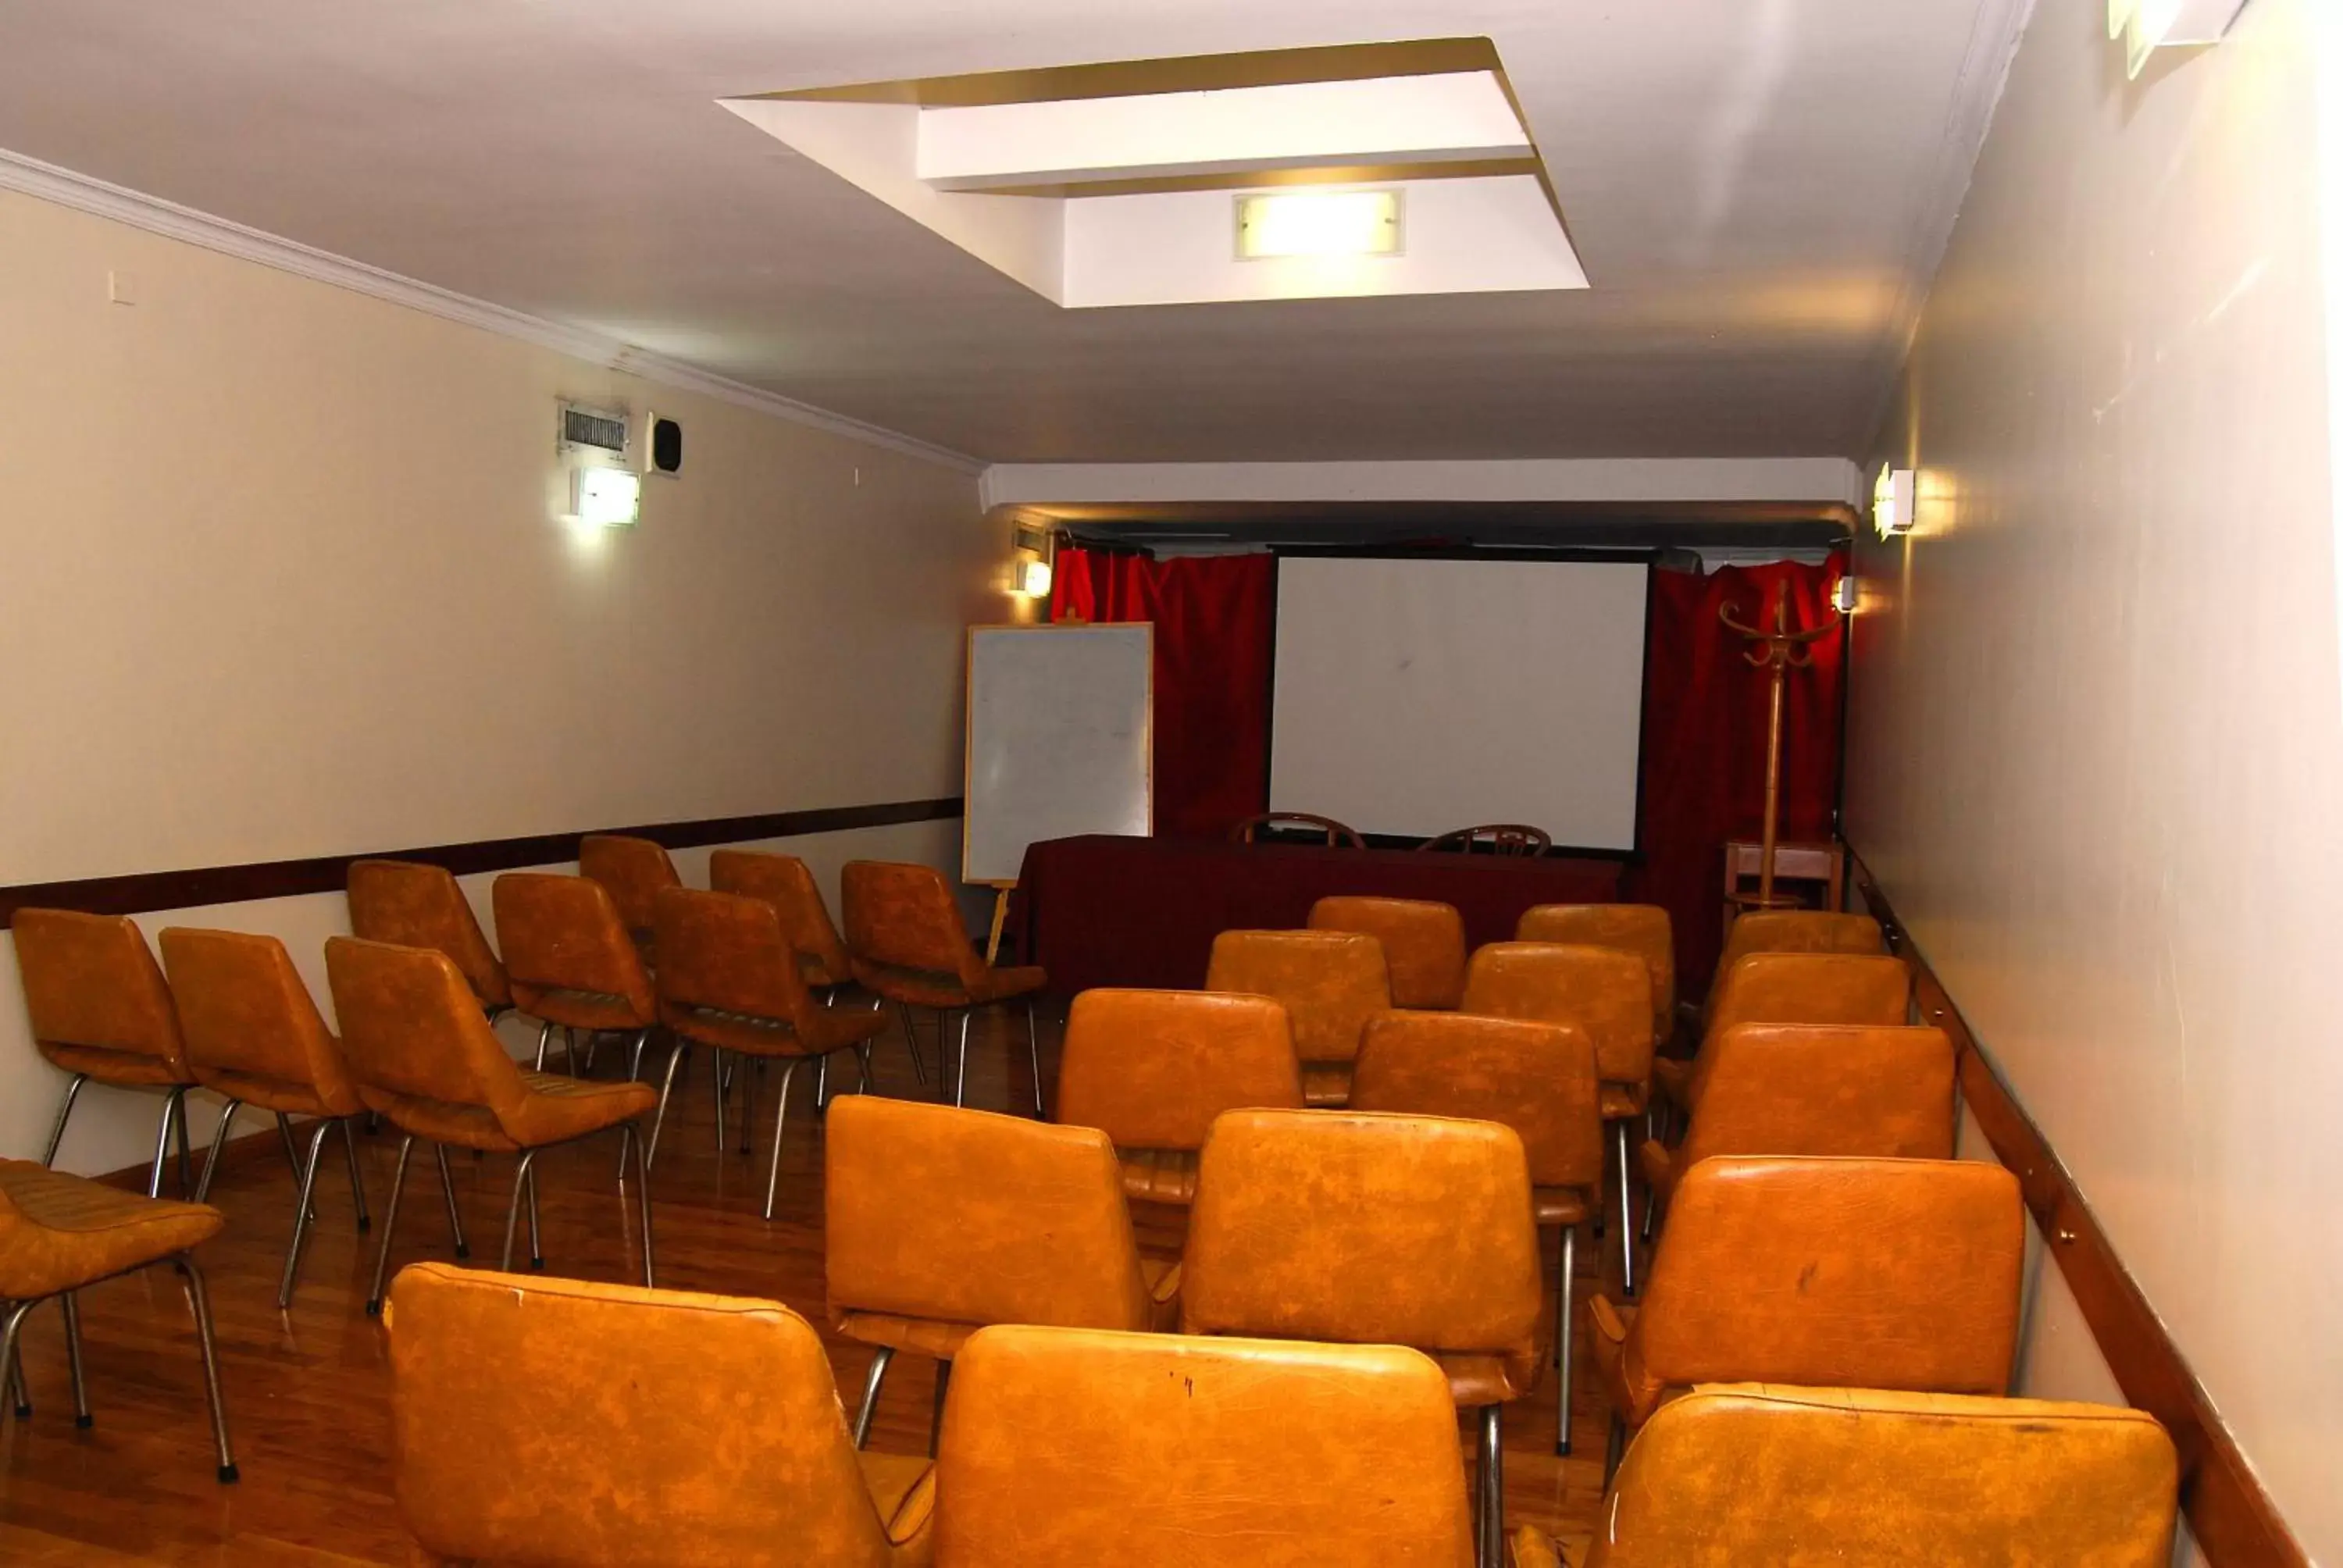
[2107,0,2251,79]
[1234,190,1402,260]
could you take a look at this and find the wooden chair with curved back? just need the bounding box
[1229,812,1364,848]
[1417,825,1550,856]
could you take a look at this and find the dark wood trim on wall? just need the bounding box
[1851,853,2309,1567]
[0,796,965,923]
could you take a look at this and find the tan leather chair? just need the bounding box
[12,908,200,1197]
[1589,1156,2023,1465]
[159,928,372,1308]
[492,872,675,1147]
[1204,928,1389,1107]
[1640,1024,1955,1206]
[654,887,890,1219]
[1054,989,1302,1205]
[826,1096,1178,1452]
[324,936,658,1313]
[841,861,1047,1114]
[1181,1108,1542,1567]
[1542,1384,2178,1567]
[345,859,512,1014]
[1656,952,1911,1117]
[710,850,855,992]
[1706,910,1885,1016]
[577,832,682,961]
[934,1324,1474,1568]
[1459,942,1655,1293]
[1515,903,1675,1045]
[1308,895,1468,1010]
[0,1157,236,1481]
[388,1262,933,1567]
[1350,1011,1603,1457]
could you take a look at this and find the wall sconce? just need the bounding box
[569,465,641,528]
[1872,465,1915,539]
[1015,558,1054,598]
[1833,576,1860,615]
[2109,0,2250,79]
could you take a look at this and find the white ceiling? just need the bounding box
[0,0,2031,465]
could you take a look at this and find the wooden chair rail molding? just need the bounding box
[1851,853,2309,1567]
[0,797,962,923]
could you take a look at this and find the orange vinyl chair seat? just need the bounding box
[577,833,682,961]
[1204,928,1390,1107]
[1703,911,1885,1021]
[346,858,511,1011]
[494,872,659,1037]
[1308,895,1468,1010]
[1657,952,1911,1114]
[1515,903,1675,1044]
[710,848,858,990]
[0,1159,223,1300]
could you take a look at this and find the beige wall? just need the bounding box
[0,187,1004,1174]
[1849,0,2341,1556]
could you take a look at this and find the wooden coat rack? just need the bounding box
[1718,582,1842,910]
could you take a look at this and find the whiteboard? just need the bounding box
[964,625,1154,884]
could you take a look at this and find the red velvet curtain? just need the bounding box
[1050,548,1275,839]
[1633,554,1849,992]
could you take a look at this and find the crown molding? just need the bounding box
[0,146,985,476]
[979,457,1867,511]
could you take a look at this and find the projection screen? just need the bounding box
[1269,556,1649,851]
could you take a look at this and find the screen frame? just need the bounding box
[1262,544,1660,862]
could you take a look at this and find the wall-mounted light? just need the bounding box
[570,465,641,528]
[1833,576,1860,615]
[2109,0,2251,79]
[1235,190,1403,260]
[1872,465,1916,540]
[1015,558,1054,598]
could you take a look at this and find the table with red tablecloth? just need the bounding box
[1006,834,1624,994]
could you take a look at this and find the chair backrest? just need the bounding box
[576,834,682,940]
[1514,903,1674,1033]
[1617,1156,2023,1424]
[1700,953,1912,1079]
[1229,812,1364,847]
[491,873,655,1023]
[324,937,532,1122]
[1350,1011,1603,1192]
[1415,824,1549,856]
[1203,930,1389,1065]
[159,928,361,1114]
[826,1096,1153,1333]
[1679,1025,1955,1172]
[1182,1109,1542,1360]
[708,849,854,987]
[1589,1384,2177,1568]
[1710,910,1885,1010]
[653,886,820,1039]
[935,1325,1474,1568]
[345,859,510,1009]
[1460,942,1653,1086]
[840,861,982,987]
[389,1263,918,1568]
[1056,989,1301,1153]
[10,908,190,1076]
[1307,896,1467,1010]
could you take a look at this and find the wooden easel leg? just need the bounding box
[983,886,1011,966]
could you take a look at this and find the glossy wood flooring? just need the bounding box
[0,1003,1619,1563]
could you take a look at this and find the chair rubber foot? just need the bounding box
[218,1463,241,1484]
[1555,1441,1571,1457]
[357,1217,372,1233]
[530,1257,545,1271]
[453,1244,469,1260]
[365,1299,383,1317]
[12,1402,30,1418]
[75,1413,93,1430]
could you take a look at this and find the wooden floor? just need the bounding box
[0,1004,1617,1563]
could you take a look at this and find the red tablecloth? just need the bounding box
[1008,835,1624,994]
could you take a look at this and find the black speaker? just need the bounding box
[647,415,683,476]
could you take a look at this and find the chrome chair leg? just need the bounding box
[896,1004,929,1085]
[147,1088,188,1199]
[276,1114,317,1223]
[499,1149,542,1272]
[340,1117,371,1231]
[852,1345,894,1449]
[174,1094,194,1196]
[533,1020,553,1071]
[1603,1414,1626,1488]
[761,1060,802,1221]
[1555,1223,1576,1456]
[41,1073,88,1167]
[59,1292,89,1428]
[194,1098,242,1202]
[712,1049,729,1154]
[172,1255,239,1483]
[622,1121,655,1288]
[814,1056,829,1111]
[365,1134,415,1316]
[626,1028,648,1082]
[432,1145,470,1260]
[1616,1121,1639,1299]
[1026,1000,1043,1117]
[735,1053,756,1156]
[953,1011,973,1109]
[2,1300,38,1420]
[1478,1404,1504,1568]
[646,1039,686,1169]
[854,1042,875,1093]
[278,1119,333,1309]
[929,1357,951,1458]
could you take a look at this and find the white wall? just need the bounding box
[1848,0,2340,1555]
[0,186,1003,1175]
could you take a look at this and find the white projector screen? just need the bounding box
[1270,556,1649,851]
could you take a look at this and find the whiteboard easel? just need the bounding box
[964,624,1154,958]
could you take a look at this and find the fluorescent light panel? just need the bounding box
[1236,190,1401,259]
